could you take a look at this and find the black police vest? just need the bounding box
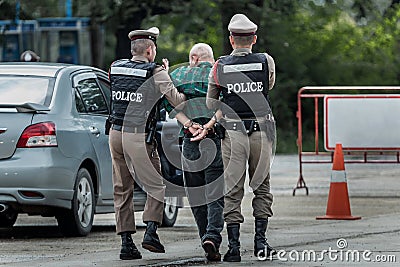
[109,59,159,126]
[216,53,271,118]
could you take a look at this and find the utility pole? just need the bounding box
[15,0,20,22]
[66,0,72,17]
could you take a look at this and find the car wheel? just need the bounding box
[56,168,95,236]
[0,206,18,228]
[162,196,179,227]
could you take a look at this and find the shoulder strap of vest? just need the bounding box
[111,59,130,67]
[148,62,158,75]
[257,53,269,65]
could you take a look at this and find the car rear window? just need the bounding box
[0,76,54,106]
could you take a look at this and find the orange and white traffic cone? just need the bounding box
[316,143,361,220]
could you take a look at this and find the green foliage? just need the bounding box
[261,1,400,153]
[0,0,64,19]
[142,0,223,66]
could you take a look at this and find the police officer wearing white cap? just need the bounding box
[194,13,277,262]
[108,27,186,260]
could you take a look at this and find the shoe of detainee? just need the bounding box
[202,239,221,261]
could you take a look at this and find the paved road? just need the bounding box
[0,154,399,266]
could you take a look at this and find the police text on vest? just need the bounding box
[112,91,143,102]
[227,82,263,94]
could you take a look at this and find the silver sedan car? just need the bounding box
[0,62,180,236]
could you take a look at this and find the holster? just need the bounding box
[145,120,156,144]
[264,120,275,142]
[105,117,111,135]
[214,122,226,140]
[220,117,275,142]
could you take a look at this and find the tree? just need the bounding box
[136,0,223,65]
[107,0,191,60]
[0,0,62,20]
[256,0,400,151]
[0,1,15,20]
[218,0,264,54]
[72,0,113,68]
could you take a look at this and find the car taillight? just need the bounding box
[17,122,58,148]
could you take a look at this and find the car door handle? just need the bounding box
[89,126,100,136]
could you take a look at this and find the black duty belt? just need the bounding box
[223,120,261,135]
[111,124,146,133]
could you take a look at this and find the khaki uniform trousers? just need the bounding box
[109,129,165,234]
[222,129,273,224]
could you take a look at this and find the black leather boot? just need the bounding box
[120,232,142,260]
[254,218,276,259]
[142,221,165,253]
[223,223,241,262]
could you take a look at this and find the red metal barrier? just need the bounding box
[294,86,400,196]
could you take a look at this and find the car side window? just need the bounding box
[75,78,108,115]
[75,90,86,113]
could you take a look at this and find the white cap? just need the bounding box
[228,14,258,36]
[128,27,160,44]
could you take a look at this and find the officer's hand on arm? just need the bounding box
[157,70,186,107]
[162,58,169,72]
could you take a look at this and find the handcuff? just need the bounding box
[183,119,194,129]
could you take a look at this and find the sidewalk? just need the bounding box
[7,155,400,266]
[11,196,399,266]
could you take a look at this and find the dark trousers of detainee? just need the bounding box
[109,128,165,234]
[221,128,273,224]
[182,135,224,247]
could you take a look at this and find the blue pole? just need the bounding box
[66,0,72,17]
[15,0,20,22]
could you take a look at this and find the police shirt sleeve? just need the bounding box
[206,64,221,110]
[153,66,186,108]
[264,53,276,90]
